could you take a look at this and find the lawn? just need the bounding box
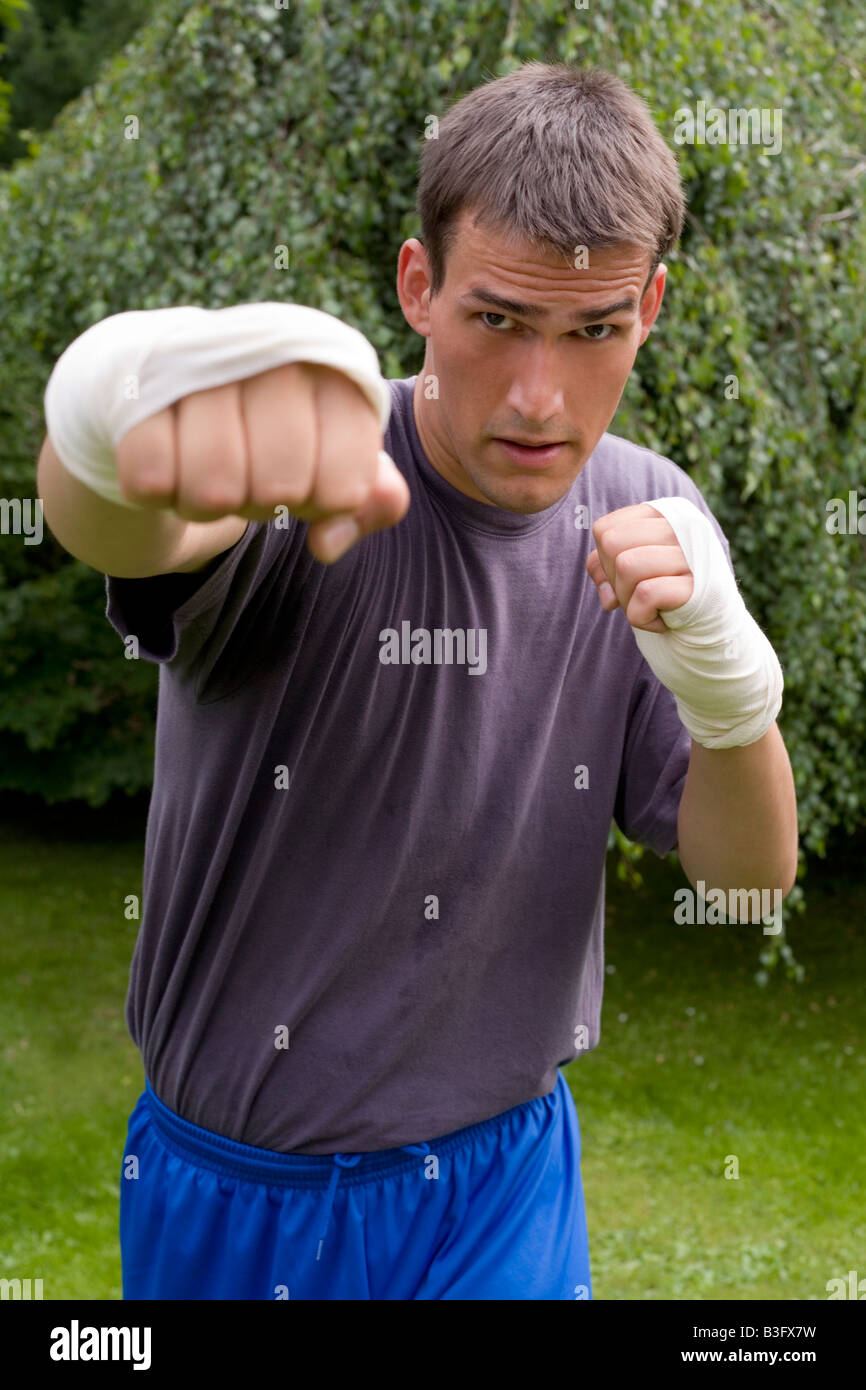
[0,794,863,1300]
[573,840,865,1300]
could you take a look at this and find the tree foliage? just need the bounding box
[0,0,157,166]
[0,0,30,149]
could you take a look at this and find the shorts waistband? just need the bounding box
[142,1075,562,1189]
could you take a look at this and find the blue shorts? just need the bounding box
[119,1071,592,1300]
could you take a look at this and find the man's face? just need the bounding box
[396,208,666,512]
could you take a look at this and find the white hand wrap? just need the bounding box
[631,496,783,749]
[43,302,392,510]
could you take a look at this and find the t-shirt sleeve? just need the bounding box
[104,514,303,673]
[612,477,735,856]
[613,665,691,856]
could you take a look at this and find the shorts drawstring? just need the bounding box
[316,1154,362,1260]
[315,1141,432,1260]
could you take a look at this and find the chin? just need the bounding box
[467,444,578,512]
[477,474,566,514]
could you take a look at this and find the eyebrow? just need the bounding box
[459,287,639,324]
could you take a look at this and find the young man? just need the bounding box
[38,61,798,1300]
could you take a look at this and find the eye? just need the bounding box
[478,312,621,341]
[577,323,618,341]
[479,311,516,331]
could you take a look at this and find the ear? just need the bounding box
[396,238,434,339]
[637,262,666,346]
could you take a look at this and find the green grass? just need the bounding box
[0,794,863,1300]
[0,796,146,1301]
[572,844,866,1300]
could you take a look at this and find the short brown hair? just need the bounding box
[416,61,685,297]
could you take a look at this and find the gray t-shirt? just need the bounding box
[105,374,733,1154]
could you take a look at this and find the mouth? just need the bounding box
[494,438,567,468]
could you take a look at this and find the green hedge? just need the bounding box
[1,0,863,907]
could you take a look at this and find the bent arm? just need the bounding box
[676,722,799,907]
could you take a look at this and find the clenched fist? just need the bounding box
[113,361,410,563]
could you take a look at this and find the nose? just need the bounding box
[504,344,566,425]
